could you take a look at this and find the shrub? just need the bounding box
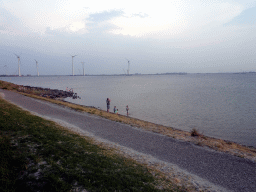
[191,128,200,137]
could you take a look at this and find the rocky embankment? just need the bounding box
[17,85,80,99]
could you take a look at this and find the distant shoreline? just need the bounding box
[1,71,256,77]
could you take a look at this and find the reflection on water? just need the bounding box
[1,73,256,147]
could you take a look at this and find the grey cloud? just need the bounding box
[0,7,18,28]
[86,10,124,33]
[85,10,148,34]
[0,7,32,33]
[88,10,124,23]
[225,6,256,25]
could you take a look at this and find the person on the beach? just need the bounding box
[115,109,118,115]
[126,105,129,116]
[113,106,117,113]
[106,98,110,112]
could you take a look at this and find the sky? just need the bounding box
[0,0,256,75]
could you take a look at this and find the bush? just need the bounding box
[191,128,201,137]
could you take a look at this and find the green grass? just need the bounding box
[0,97,182,192]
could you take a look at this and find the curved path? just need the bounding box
[1,89,255,192]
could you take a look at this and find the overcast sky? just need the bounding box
[0,0,256,75]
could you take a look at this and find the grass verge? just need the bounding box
[0,96,188,191]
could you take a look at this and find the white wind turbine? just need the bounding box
[4,65,8,76]
[81,62,85,76]
[125,58,130,75]
[14,53,21,76]
[35,59,39,76]
[78,68,82,76]
[71,55,77,76]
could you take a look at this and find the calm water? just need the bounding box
[1,74,256,147]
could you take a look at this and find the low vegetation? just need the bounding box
[0,80,19,90]
[190,129,201,137]
[1,97,189,191]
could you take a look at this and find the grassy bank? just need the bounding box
[1,96,189,191]
[0,80,255,162]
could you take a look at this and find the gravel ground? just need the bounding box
[1,89,256,192]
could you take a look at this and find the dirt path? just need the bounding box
[1,89,255,192]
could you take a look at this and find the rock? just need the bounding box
[17,85,80,99]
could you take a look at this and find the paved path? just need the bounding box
[1,89,256,192]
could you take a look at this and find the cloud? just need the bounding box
[87,22,121,33]
[225,6,256,25]
[108,1,245,39]
[1,0,89,35]
[0,7,19,30]
[86,10,124,33]
[0,6,34,36]
[88,10,124,23]
[1,0,256,75]
[131,13,149,18]
[85,9,150,34]
[45,27,61,36]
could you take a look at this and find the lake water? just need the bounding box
[1,73,256,147]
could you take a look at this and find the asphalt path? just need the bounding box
[1,89,255,192]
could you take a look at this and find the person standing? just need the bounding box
[106,98,111,112]
[126,105,129,116]
[113,106,117,113]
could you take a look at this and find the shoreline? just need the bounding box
[0,80,255,162]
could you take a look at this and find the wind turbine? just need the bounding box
[125,58,130,75]
[78,68,82,76]
[4,65,8,76]
[81,62,85,76]
[71,55,77,76]
[35,60,39,76]
[14,53,21,76]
